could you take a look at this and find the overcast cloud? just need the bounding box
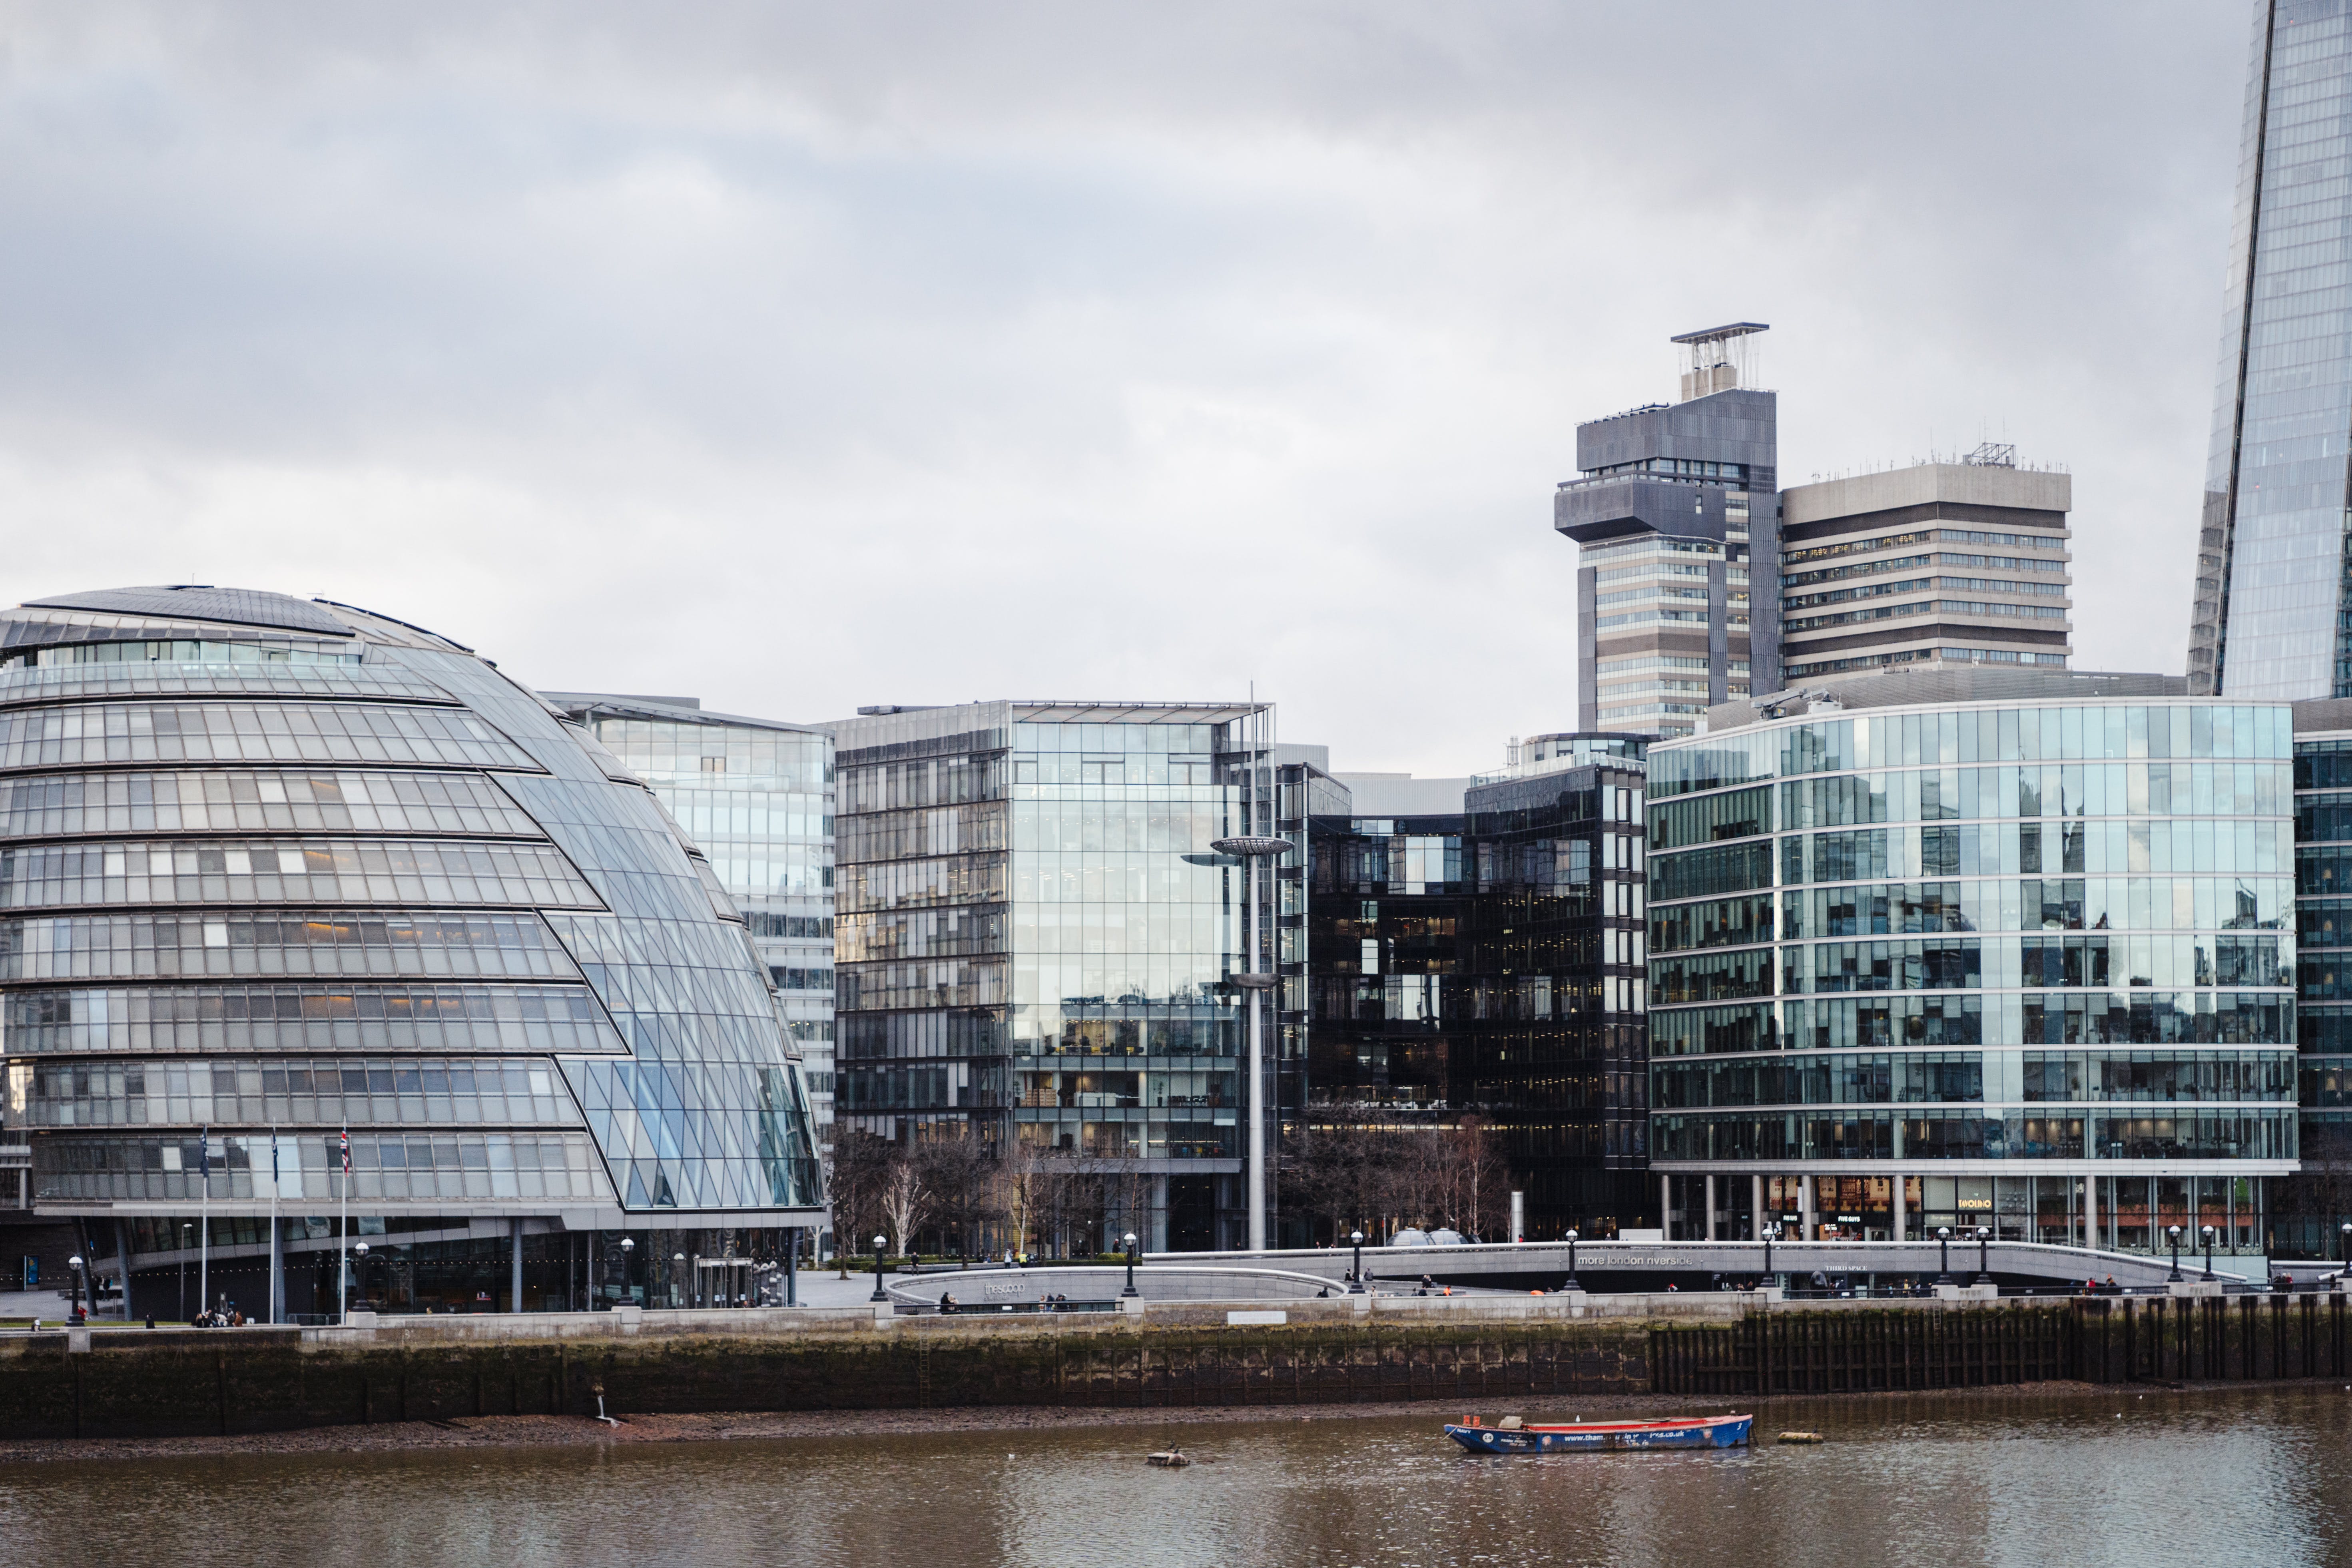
[0,2,2251,773]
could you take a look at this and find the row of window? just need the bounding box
[1650,1109,2296,1162]
[0,839,601,911]
[0,910,581,981]
[0,768,542,840]
[1650,992,2294,1054]
[32,1132,612,1203]
[1651,1050,2295,1109]
[0,701,536,772]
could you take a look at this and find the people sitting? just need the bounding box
[938,1292,957,1315]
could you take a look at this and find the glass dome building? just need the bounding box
[0,586,823,1318]
[1646,669,2297,1267]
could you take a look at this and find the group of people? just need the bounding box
[191,1304,246,1326]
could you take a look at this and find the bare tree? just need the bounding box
[825,1128,896,1277]
[880,1160,929,1260]
[917,1133,1001,1257]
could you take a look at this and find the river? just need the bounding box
[3,1386,2348,1566]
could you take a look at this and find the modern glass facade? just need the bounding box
[2189,0,2352,700]
[548,696,836,1151]
[1645,670,2297,1259]
[1302,746,1654,1238]
[0,587,822,1318]
[2280,697,2352,1255]
[826,701,1274,1251]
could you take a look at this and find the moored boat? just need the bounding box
[1443,1413,1753,1453]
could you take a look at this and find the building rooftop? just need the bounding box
[1700,666,2191,733]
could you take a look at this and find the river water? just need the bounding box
[6,1387,2351,1567]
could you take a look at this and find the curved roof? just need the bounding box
[23,586,356,638]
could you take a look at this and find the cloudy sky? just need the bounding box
[0,2,2253,774]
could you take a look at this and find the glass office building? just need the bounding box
[2280,697,2352,1256]
[1302,739,1654,1238]
[2189,0,2352,699]
[1645,668,2297,1261]
[547,695,835,1154]
[826,701,1274,1251]
[0,587,823,1319]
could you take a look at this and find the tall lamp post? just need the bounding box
[1935,1226,1955,1286]
[2201,1224,2217,1283]
[1121,1231,1140,1299]
[619,1236,634,1309]
[1761,1221,1780,1287]
[67,1253,85,1324]
[869,1235,889,1305]
[1211,834,1293,1255]
[1975,1225,1994,1287]
[1562,1229,1583,1293]
[178,1223,192,1322]
[2339,1221,2352,1283]
[2167,1224,2185,1283]
[350,1241,369,1316]
[1347,1229,1366,1295]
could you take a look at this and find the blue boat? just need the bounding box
[1444,1413,1753,1453]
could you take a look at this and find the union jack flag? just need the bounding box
[340,1125,351,1175]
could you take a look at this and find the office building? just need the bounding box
[0,586,824,1318]
[2280,696,2352,1257]
[1556,324,1779,738]
[1645,666,2296,1264]
[825,701,1276,1252]
[2189,0,2352,699]
[1302,739,1654,1237]
[544,695,837,1152]
[1777,453,2073,682]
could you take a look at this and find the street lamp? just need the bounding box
[1563,1228,1583,1293]
[1935,1226,1955,1286]
[1347,1229,1366,1295]
[869,1234,889,1304]
[67,1254,85,1324]
[1975,1225,1994,1287]
[1121,1232,1140,1298]
[178,1223,192,1321]
[673,1253,687,1309]
[2167,1224,2185,1284]
[1211,833,1293,1253]
[2340,1222,2352,1283]
[1761,1221,1780,1287]
[351,1241,369,1316]
[2200,1224,2217,1283]
[619,1237,634,1308]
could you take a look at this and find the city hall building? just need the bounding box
[0,586,825,1318]
[1644,667,2296,1267]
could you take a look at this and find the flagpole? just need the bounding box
[197,1124,209,1322]
[269,1128,281,1326]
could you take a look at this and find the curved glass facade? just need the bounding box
[1647,689,2297,1257]
[0,588,821,1317]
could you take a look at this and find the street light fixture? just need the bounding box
[673,1253,687,1310]
[1212,833,1292,1255]
[67,1254,85,1324]
[2167,1224,2185,1283]
[1347,1229,1366,1295]
[1121,1232,1140,1299]
[1761,1221,1781,1287]
[1975,1225,1994,1287]
[2200,1224,2217,1283]
[1562,1229,1583,1293]
[1935,1226,1955,1286]
[619,1237,634,1309]
[2339,1221,2352,1283]
[869,1234,889,1304]
[351,1241,369,1317]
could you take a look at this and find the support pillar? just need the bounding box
[1892,1174,1907,1241]
[510,1219,524,1313]
[1752,1174,1765,1241]
[2084,1175,2100,1255]
[1704,1174,1718,1241]
[114,1219,134,1321]
[267,1216,283,1325]
[1661,1174,1673,1239]
[1801,1174,1816,1241]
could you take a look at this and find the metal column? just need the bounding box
[1801,1174,1816,1241]
[1752,1175,1765,1240]
[1704,1174,1718,1241]
[1661,1174,1673,1238]
[1892,1175,1907,1241]
[510,1218,524,1312]
[1212,828,1293,1255]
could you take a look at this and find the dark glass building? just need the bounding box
[0,587,824,1319]
[2281,696,2352,1257]
[1302,739,1654,1238]
[2189,0,2352,700]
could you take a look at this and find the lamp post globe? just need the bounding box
[1121,1232,1140,1299]
[67,1255,84,1322]
[1347,1229,1366,1295]
[1562,1229,1582,1293]
[1935,1226,1954,1286]
[1762,1221,1778,1285]
[2167,1224,2184,1283]
[2200,1224,2216,1283]
[1975,1225,1994,1287]
[2340,1221,2352,1281]
[869,1235,889,1304]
